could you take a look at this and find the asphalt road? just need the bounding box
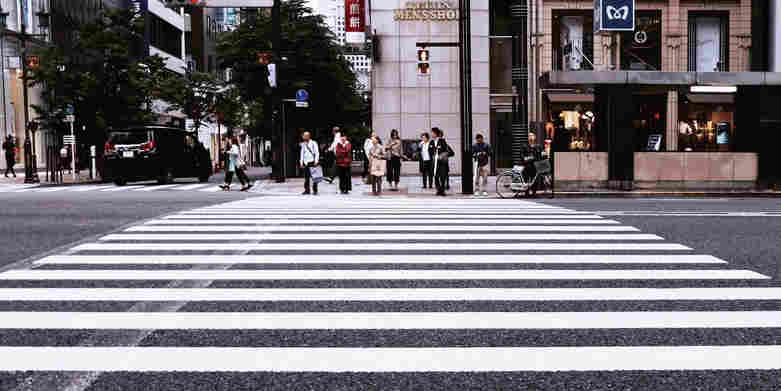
[0,193,779,390]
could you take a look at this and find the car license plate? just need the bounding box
[123,151,134,158]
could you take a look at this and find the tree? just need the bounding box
[27,8,173,141]
[158,71,223,137]
[218,0,365,137]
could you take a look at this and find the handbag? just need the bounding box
[236,157,247,170]
[309,165,324,184]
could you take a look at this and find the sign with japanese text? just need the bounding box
[345,0,366,44]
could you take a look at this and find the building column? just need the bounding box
[511,0,529,164]
[666,90,678,152]
[596,85,635,190]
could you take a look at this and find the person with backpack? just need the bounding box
[299,131,320,195]
[472,134,492,196]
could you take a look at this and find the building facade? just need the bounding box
[314,0,372,92]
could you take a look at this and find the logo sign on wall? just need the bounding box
[596,0,635,31]
[345,0,366,44]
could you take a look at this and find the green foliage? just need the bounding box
[157,71,222,135]
[217,0,365,136]
[26,8,175,142]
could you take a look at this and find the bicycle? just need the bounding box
[496,157,554,199]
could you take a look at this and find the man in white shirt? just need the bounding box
[325,126,341,183]
[299,131,320,195]
[362,131,376,183]
[419,132,433,189]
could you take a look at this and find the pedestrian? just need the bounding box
[362,131,375,183]
[429,127,453,196]
[419,132,433,189]
[335,133,352,194]
[2,136,16,178]
[219,138,249,191]
[369,136,386,196]
[234,137,253,191]
[473,133,492,196]
[299,131,320,195]
[386,129,402,190]
[325,126,340,184]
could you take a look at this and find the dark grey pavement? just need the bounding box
[0,195,780,390]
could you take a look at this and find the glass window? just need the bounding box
[552,12,594,71]
[678,94,735,151]
[490,0,512,36]
[546,105,596,152]
[688,13,729,72]
[490,38,513,94]
[620,11,662,70]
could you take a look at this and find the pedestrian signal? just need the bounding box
[417,48,429,75]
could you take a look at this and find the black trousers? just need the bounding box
[303,163,318,194]
[421,160,433,188]
[337,165,352,193]
[362,159,369,179]
[435,160,448,193]
[4,157,14,176]
[225,169,247,186]
[388,157,401,184]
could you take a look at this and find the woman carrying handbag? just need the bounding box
[369,136,386,196]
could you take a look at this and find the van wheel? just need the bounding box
[114,178,127,186]
[157,169,174,185]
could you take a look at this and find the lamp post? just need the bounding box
[0,7,51,184]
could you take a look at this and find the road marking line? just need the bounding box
[198,186,224,192]
[183,209,581,214]
[2,346,781,371]
[6,287,780,301]
[35,187,69,193]
[145,219,622,225]
[71,243,691,251]
[0,269,767,280]
[34,254,727,265]
[166,214,600,220]
[133,184,179,192]
[99,233,664,241]
[70,185,114,192]
[125,225,641,232]
[100,185,143,192]
[173,184,211,190]
[3,311,781,329]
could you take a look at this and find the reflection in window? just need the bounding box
[552,12,594,71]
[688,14,729,72]
[678,94,735,151]
[620,11,661,70]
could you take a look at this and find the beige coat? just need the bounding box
[369,144,386,176]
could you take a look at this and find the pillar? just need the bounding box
[666,90,678,152]
[596,85,635,189]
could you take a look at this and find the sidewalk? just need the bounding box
[0,166,272,186]
[253,175,781,198]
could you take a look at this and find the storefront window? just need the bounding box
[552,12,594,71]
[620,11,661,71]
[678,94,735,151]
[490,0,513,36]
[688,13,729,72]
[546,105,596,153]
[490,38,513,94]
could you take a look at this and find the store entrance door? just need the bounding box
[491,108,513,172]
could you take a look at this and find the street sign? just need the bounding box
[65,115,75,123]
[596,0,635,31]
[65,105,74,115]
[296,101,309,108]
[296,89,309,103]
[63,135,75,144]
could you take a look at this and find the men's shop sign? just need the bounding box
[394,1,459,21]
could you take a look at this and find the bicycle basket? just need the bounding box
[534,159,552,174]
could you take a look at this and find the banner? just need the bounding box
[345,0,366,44]
[597,0,635,31]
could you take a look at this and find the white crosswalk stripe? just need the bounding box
[1,197,779,377]
[0,183,237,193]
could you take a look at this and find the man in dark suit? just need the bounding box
[429,127,453,196]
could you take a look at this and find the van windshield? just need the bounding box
[109,131,153,145]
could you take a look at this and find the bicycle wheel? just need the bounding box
[538,173,554,198]
[495,173,517,199]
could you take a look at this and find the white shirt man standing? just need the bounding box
[325,126,341,183]
[299,132,320,195]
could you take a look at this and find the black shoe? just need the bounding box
[302,191,311,195]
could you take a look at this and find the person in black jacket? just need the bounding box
[2,136,16,178]
[429,127,453,196]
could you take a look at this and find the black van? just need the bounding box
[104,126,212,186]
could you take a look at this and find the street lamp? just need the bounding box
[0,6,52,184]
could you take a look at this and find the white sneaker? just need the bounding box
[482,191,488,196]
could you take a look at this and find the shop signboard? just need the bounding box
[595,0,635,32]
[345,0,366,44]
[647,134,662,151]
[716,122,730,145]
[394,1,458,21]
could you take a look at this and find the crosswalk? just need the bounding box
[1,197,780,386]
[0,182,252,193]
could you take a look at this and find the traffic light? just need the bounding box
[162,0,205,8]
[417,48,429,75]
[267,63,277,88]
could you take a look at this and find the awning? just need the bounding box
[686,94,735,104]
[546,93,595,103]
[544,71,781,87]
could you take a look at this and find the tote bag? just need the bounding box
[309,165,324,184]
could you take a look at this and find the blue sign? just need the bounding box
[599,0,635,31]
[296,89,309,102]
[66,104,74,115]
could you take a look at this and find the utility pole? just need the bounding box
[459,0,473,194]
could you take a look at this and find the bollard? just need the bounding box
[90,145,96,180]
